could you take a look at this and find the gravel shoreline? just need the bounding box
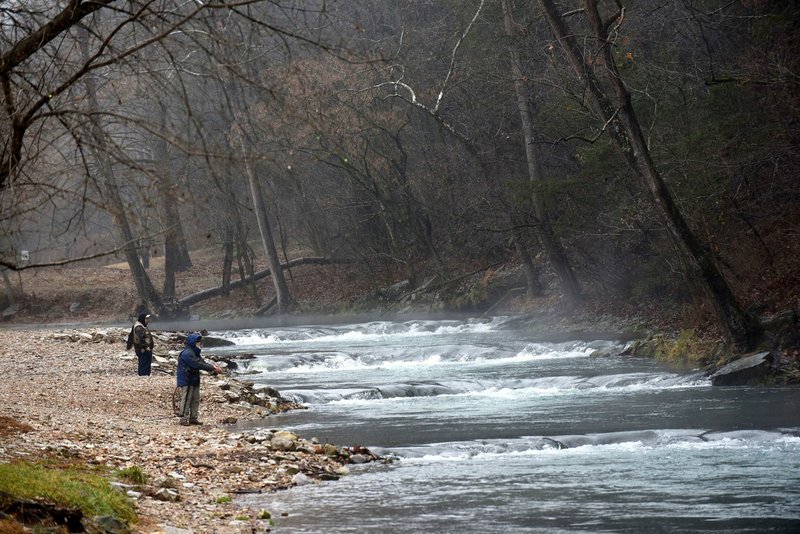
[0,327,371,533]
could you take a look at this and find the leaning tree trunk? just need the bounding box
[242,144,292,314]
[583,0,759,348]
[501,0,582,305]
[79,27,162,314]
[537,0,760,349]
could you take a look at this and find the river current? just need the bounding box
[207,316,800,533]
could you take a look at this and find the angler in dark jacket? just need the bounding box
[130,313,154,376]
[176,332,222,426]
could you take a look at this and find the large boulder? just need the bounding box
[271,431,299,451]
[709,351,775,386]
[199,335,235,348]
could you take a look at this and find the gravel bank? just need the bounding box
[0,327,372,533]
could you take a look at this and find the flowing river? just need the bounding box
[207,316,800,533]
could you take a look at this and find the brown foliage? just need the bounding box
[0,417,33,439]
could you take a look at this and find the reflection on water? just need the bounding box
[210,317,800,533]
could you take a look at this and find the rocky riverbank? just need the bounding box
[0,327,382,533]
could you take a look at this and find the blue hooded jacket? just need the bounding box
[177,332,216,387]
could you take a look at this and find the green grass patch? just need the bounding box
[0,461,136,524]
[116,466,148,485]
[629,330,724,366]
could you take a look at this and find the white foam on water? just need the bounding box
[276,370,710,406]
[388,429,800,465]
[267,353,447,374]
[215,318,507,346]
[247,343,627,376]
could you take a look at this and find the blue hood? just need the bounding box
[186,332,203,347]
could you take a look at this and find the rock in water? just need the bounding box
[709,351,774,386]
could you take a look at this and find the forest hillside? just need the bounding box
[0,2,798,358]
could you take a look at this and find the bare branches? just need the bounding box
[0,1,113,75]
[434,0,485,113]
[376,1,486,119]
[0,234,167,272]
[0,0,348,191]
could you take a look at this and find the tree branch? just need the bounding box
[0,235,164,272]
[434,0,485,113]
[179,257,350,306]
[0,0,113,75]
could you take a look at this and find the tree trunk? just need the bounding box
[243,244,262,307]
[584,0,759,349]
[537,0,761,349]
[242,143,293,314]
[390,136,445,274]
[1,267,16,308]
[512,230,542,298]
[221,225,234,295]
[501,0,582,305]
[153,102,191,297]
[79,27,162,314]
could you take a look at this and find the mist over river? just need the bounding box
[207,316,800,533]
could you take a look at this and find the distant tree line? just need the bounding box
[1,1,797,350]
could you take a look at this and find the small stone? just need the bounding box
[223,391,241,402]
[82,514,128,534]
[271,435,297,451]
[223,465,243,474]
[154,488,180,502]
[291,472,314,486]
[284,464,301,475]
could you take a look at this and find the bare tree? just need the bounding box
[536,0,761,349]
[0,1,345,313]
[77,22,163,313]
[500,0,582,305]
[240,133,293,314]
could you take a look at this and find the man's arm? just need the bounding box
[183,352,221,374]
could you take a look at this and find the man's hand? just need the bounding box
[213,364,223,375]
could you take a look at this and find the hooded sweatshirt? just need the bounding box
[177,334,216,387]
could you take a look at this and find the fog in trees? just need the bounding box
[1,1,797,339]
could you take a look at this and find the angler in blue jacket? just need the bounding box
[176,332,222,426]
